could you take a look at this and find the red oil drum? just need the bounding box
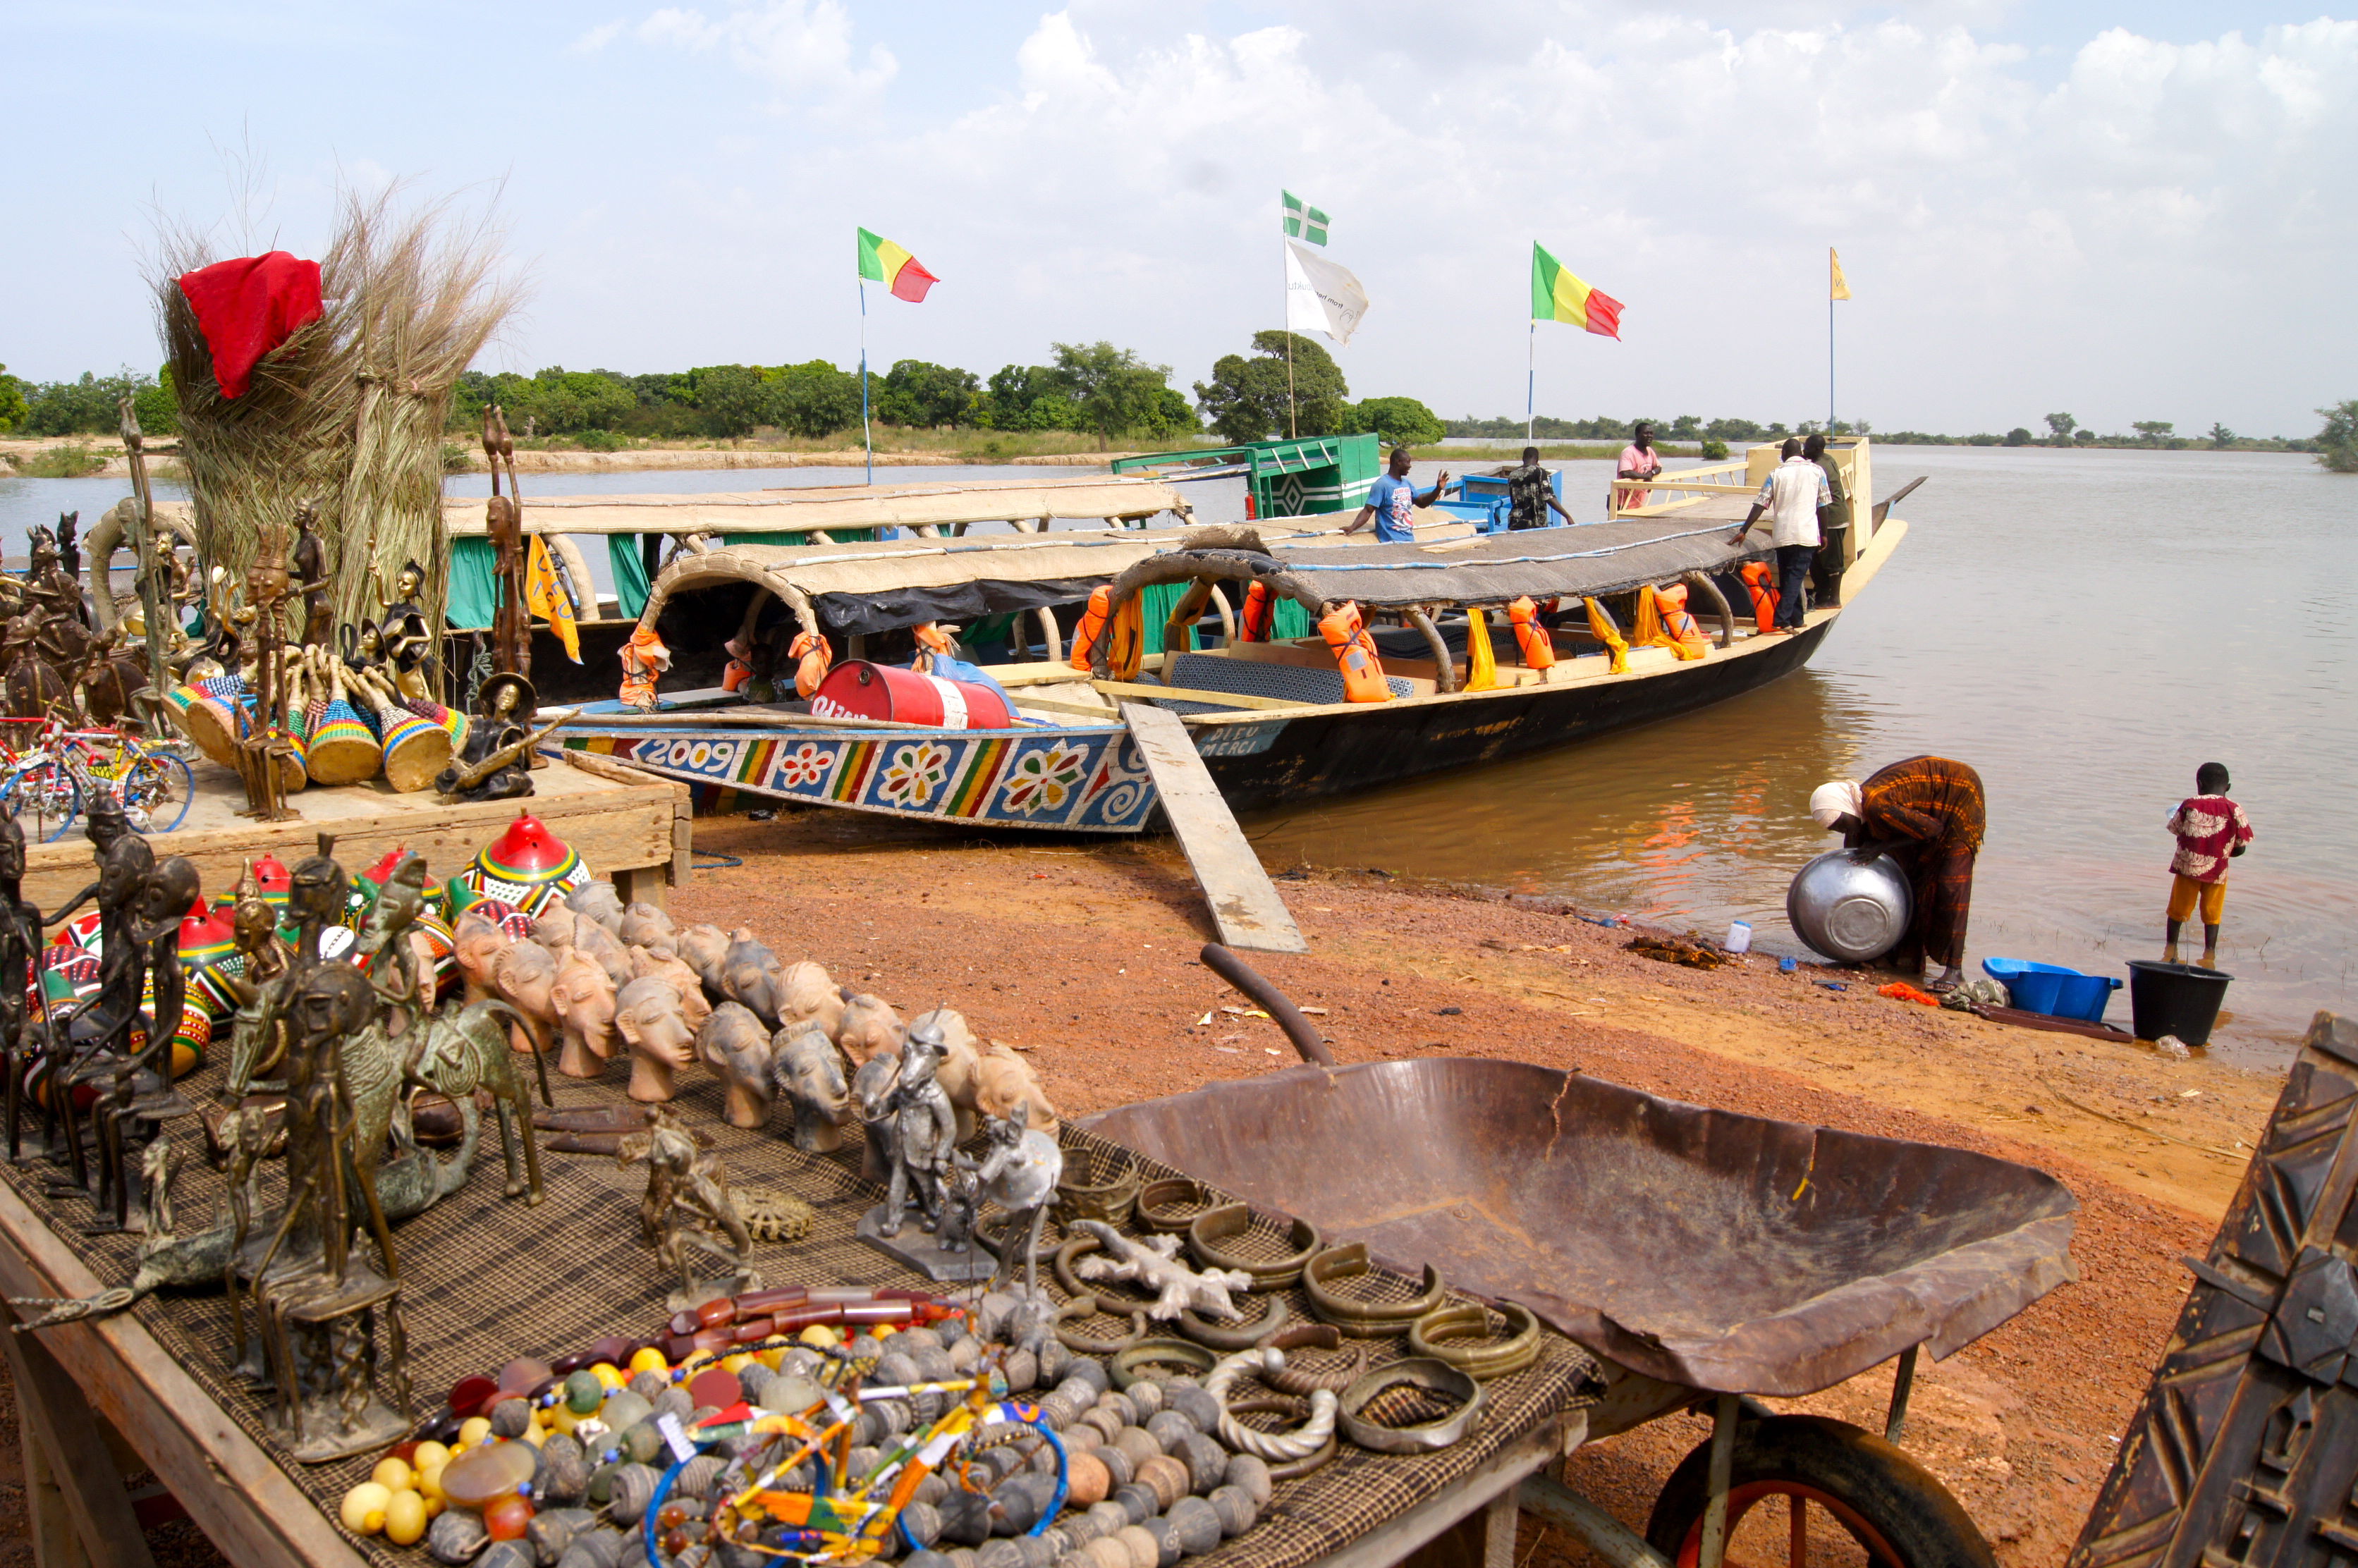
[809,661,1014,730]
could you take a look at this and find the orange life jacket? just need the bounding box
[618,624,671,711]
[1737,562,1778,632]
[1069,587,1111,672]
[1506,596,1556,670]
[1317,602,1391,702]
[788,631,832,699]
[1240,582,1274,643]
[1634,584,1708,661]
[721,635,755,693]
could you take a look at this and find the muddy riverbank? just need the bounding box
[658,810,2278,1568]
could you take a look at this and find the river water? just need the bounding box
[5,447,2349,1066]
[1235,447,2357,1070]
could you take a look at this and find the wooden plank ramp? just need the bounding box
[1120,701,1305,954]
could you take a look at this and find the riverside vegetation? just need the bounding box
[5,352,2352,473]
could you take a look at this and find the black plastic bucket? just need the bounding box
[2125,960,2235,1047]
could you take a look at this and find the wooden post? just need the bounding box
[116,399,173,738]
[0,1299,159,1568]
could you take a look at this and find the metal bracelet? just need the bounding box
[1406,1301,1542,1381]
[1206,1347,1339,1462]
[1336,1358,1486,1454]
[1226,1395,1339,1480]
[1257,1324,1369,1395]
[1303,1243,1445,1337]
[1108,1338,1217,1390]
[1137,1177,1215,1234]
[1054,1297,1149,1356]
[1178,1292,1290,1352]
[1187,1203,1322,1291]
[1052,1233,1104,1309]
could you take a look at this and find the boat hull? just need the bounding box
[563,724,1156,833]
[1194,618,1832,811]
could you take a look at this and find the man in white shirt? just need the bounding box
[1731,439,1833,634]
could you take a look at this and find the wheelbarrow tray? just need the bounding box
[1082,1058,2077,1397]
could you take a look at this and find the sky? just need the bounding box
[5,1,2354,439]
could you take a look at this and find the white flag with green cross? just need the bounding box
[1281,190,1328,245]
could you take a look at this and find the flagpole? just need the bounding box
[1828,291,1835,434]
[1526,320,1536,444]
[1283,238,1297,439]
[860,276,872,485]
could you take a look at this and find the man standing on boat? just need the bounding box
[1802,433,1852,607]
[1730,439,1831,634]
[1613,422,1663,513]
[1507,446,1577,530]
[1346,446,1451,544]
[1811,757,1987,994]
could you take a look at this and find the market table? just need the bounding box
[0,1065,1597,1568]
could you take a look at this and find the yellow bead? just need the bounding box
[874,1324,897,1339]
[799,1325,841,1348]
[341,1482,393,1536]
[591,1362,627,1390]
[385,1488,429,1546]
[520,1423,549,1449]
[417,1466,446,1506]
[412,1441,452,1476]
[755,1347,786,1369]
[458,1416,492,1448]
[720,1354,755,1376]
[549,1405,581,1436]
[424,1494,445,1520]
[629,1346,671,1376]
[371,1457,415,1493]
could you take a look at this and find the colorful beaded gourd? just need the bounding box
[459,811,592,919]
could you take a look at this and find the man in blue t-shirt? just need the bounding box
[1344,447,1451,544]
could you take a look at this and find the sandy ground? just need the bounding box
[0,809,2279,1566]
[0,436,1132,480]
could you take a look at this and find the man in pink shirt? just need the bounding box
[1613,422,1663,513]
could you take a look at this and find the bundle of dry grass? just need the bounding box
[154,184,520,642]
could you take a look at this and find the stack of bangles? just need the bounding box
[1405,1301,1542,1380]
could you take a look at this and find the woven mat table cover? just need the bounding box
[0,1061,1598,1568]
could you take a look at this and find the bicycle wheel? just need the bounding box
[124,752,197,833]
[0,764,83,844]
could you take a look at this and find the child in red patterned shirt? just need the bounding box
[2165,761,2254,961]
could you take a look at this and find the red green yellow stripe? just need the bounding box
[857,228,939,302]
[1532,243,1623,339]
[947,740,1009,816]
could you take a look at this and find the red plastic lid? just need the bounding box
[479,811,572,876]
[250,855,292,893]
[359,845,410,888]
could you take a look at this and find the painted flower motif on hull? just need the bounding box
[876,741,953,809]
[774,742,836,792]
[998,741,1089,818]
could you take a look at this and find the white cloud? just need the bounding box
[514,6,2357,436]
[609,0,896,99]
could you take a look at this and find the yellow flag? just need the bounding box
[523,534,581,663]
[1829,247,1852,301]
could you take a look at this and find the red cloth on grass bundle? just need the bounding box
[175,251,324,398]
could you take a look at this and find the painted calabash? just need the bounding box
[460,811,592,919]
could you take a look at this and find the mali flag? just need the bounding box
[857,228,939,302]
[1531,243,1623,339]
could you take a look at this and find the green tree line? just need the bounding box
[0,365,179,436]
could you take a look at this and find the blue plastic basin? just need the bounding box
[1981,957,2122,1024]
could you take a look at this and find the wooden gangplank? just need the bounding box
[1118,702,1305,954]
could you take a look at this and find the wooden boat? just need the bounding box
[555,441,1914,830]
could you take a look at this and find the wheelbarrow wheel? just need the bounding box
[1645,1414,1996,1568]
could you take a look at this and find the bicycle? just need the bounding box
[0,722,196,842]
